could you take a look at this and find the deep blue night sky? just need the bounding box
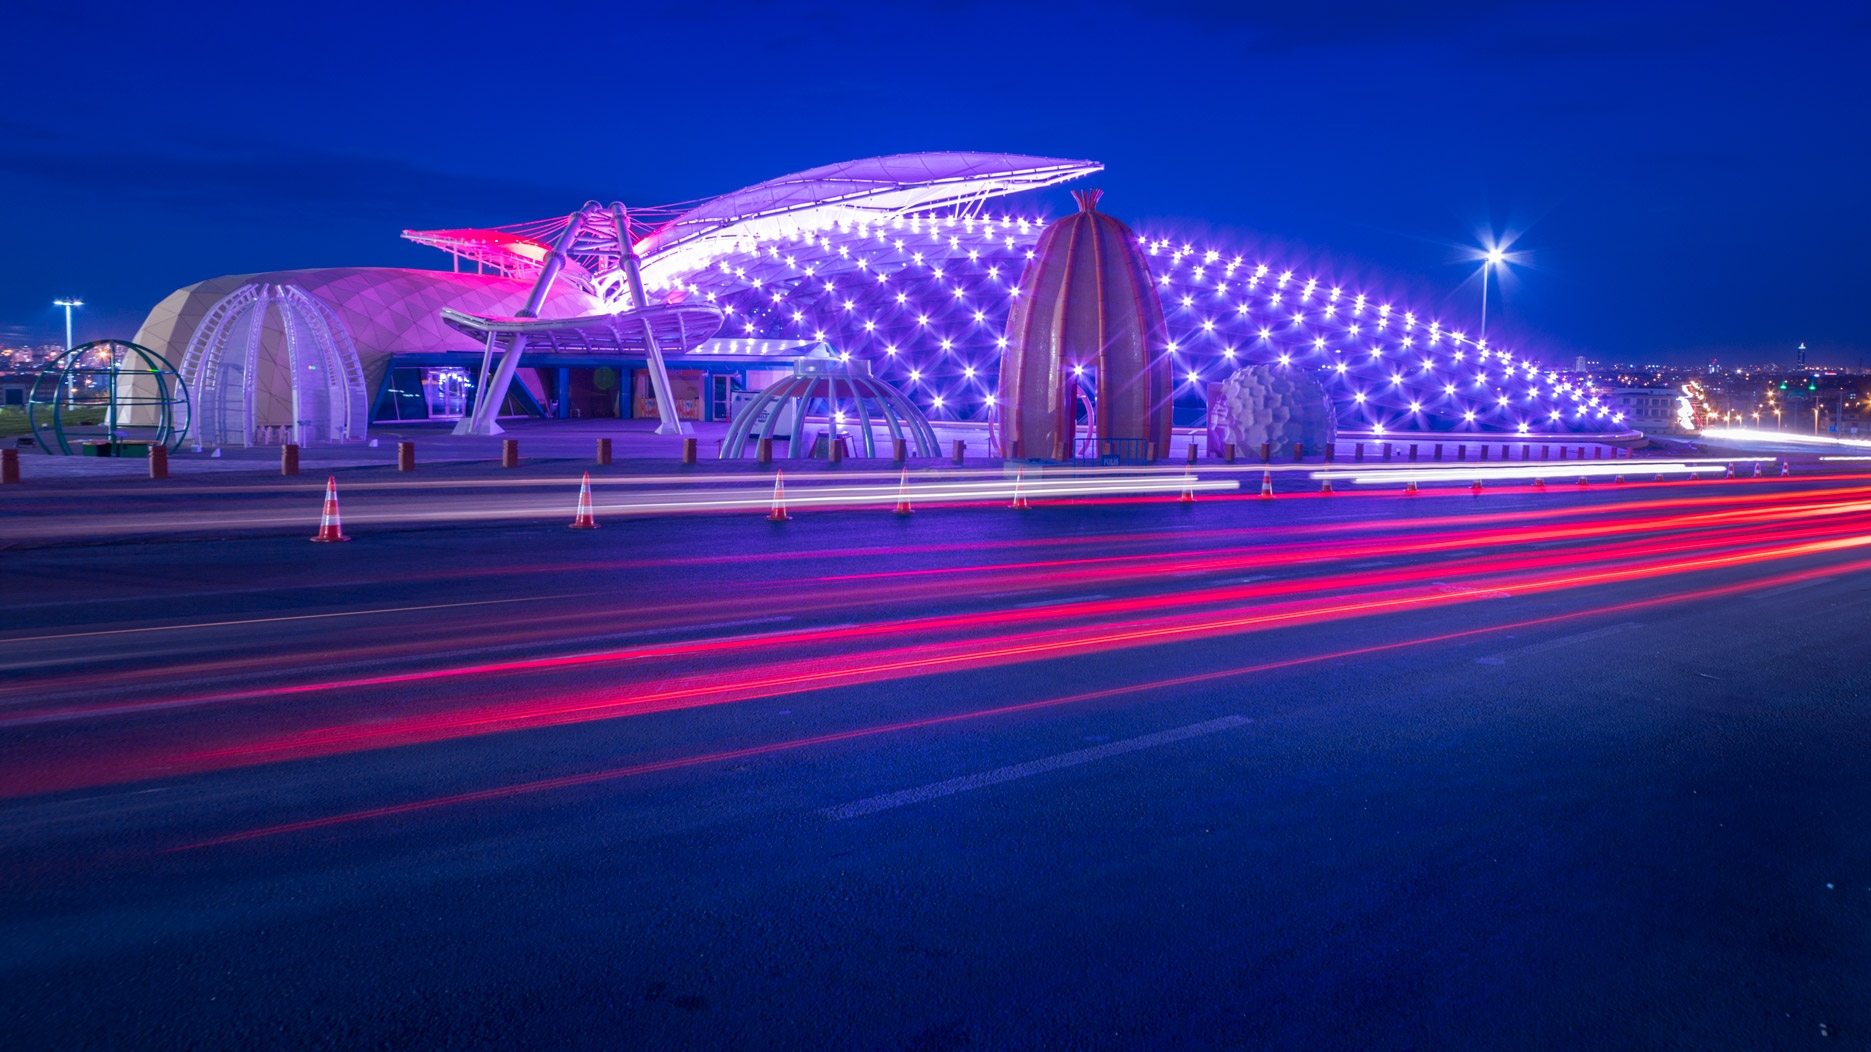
[4,0,1865,367]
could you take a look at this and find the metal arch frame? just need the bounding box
[276,284,369,444]
[179,283,264,448]
[27,340,192,455]
[179,283,368,447]
[721,368,937,460]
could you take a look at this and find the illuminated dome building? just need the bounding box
[136,152,1639,448]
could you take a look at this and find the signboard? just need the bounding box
[633,369,704,421]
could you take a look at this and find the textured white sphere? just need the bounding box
[1217,365,1336,454]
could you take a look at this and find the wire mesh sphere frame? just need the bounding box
[28,340,193,456]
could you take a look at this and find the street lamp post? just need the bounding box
[1478,247,1505,341]
[53,299,83,351]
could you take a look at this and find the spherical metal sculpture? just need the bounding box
[27,340,192,456]
[1213,364,1336,456]
[997,189,1171,462]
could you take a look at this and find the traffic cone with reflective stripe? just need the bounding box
[1177,471,1196,503]
[1780,461,1790,477]
[569,472,598,529]
[767,469,791,521]
[1471,479,1483,496]
[1404,478,1418,495]
[1577,476,1589,487]
[1319,477,1334,495]
[1011,467,1031,509]
[1534,478,1546,490]
[1752,462,1762,477]
[1260,471,1274,498]
[1724,463,1734,479]
[893,468,914,515]
[1654,473,1665,482]
[1615,475,1625,484]
[310,476,349,542]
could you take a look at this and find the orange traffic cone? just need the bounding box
[1534,478,1546,490]
[893,468,914,515]
[1471,479,1483,496]
[1752,462,1762,478]
[1654,473,1665,482]
[1615,475,1625,484]
[570,472,598,529]
[1780,461,1790,477]
[1319,478,1334,495]
[1177,471,1196,503]
[1260,471,1274,498]
[1724,463,1734,479]
[1011,467,1031,509]
[1577,476,1589,487]
[310,476,349,542]
[767,469,791,521]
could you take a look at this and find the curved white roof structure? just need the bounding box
[403,152,1102,293]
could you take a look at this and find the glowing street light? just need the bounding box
[53,299,83,351]
[1474,244,1508,341]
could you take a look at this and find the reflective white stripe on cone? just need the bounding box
[768,469,791,521]
[570,472,598,529]
[1011,467,1031,509]
[311,476,349,542]
[893,468,914,515]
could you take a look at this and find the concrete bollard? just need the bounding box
[1522,445,1531,461]
[1186,442,1198,465]
[1383,442,1393,462]
[1457,444,1466,461]
[148,444,168,480]
[682,437,698,464]
[1478,444,1487,460]
[758,437,773,464]
[2,448,18,484]
[596,437,612,465]
[1293,442,1304,461]
[952,439,965,465]
[1146,442,1157,463]
[1260,442,1271,464]
[1324,443,1335,463]
[828,438,844,464]
[893,437,908,462]
[397,441,415,472]
[1434,443,1443,462]
[501,439,518,468]
[1541,444,1550,460]
[281,444,300,476]
[1224,444,1237,464]
[1409,444,1419,462]
[1354,442,1364,463]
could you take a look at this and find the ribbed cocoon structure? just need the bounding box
[998,190,1171,460]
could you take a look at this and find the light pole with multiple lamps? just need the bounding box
[53,299,83,351]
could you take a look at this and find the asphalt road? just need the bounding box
[2,469,1868,1050]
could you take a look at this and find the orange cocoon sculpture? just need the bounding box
[998,189,1172,461]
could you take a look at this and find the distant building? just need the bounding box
[1608,387,1681,434]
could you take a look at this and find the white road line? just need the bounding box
[821,715,1252,820]
[1474,621,1642,665]
[1748,576,1835,599]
